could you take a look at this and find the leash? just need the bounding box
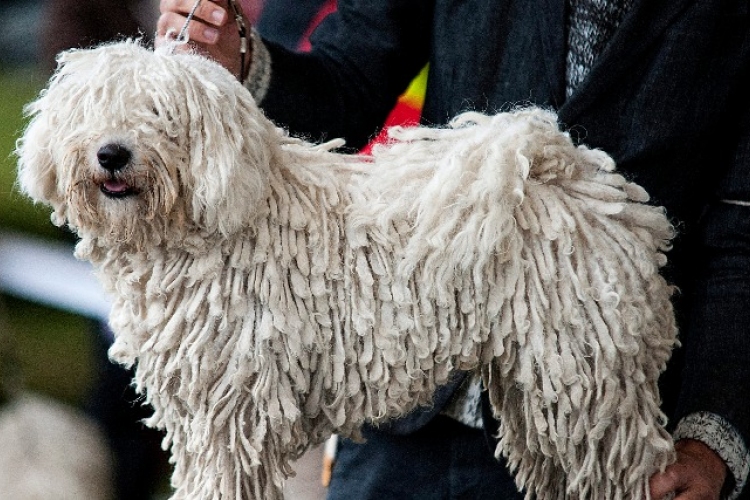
[176,0,202,43]
[228,0,249,83]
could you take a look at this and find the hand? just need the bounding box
[650,439,728,500]
[156,0,253,81]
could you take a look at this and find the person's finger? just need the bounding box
[160,0,228,28]
[159,0,229,28]
[650,466,684,500]
[156,11,221,45]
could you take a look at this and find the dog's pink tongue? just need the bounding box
[103,180,129,193]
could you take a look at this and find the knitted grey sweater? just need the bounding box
[566,0,634,95]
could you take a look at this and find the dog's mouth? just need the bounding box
[99,178,138,198]
[95,142,140,198]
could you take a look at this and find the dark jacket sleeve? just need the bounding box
[258,0,433,149]
[674,102,750,450]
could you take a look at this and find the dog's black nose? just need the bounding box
[97,144,131,171]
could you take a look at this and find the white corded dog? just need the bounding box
[17,40,678,500]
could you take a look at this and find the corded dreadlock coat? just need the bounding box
[251,0,750,494]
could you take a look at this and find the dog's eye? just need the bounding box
[152,106,177,123]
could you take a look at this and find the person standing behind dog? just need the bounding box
[156,1,750,499]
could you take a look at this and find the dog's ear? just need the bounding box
[15,47,94,223]
[180,58,278,235]
[16,100,63,214]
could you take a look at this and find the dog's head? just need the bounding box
[17,40,279,250]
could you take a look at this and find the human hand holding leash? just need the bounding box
[650,439,727,500]
[156,0,256,82]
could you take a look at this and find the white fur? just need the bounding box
[17,41,678,500]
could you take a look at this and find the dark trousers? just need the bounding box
[85,323,166,500]
[327,416,524,500]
